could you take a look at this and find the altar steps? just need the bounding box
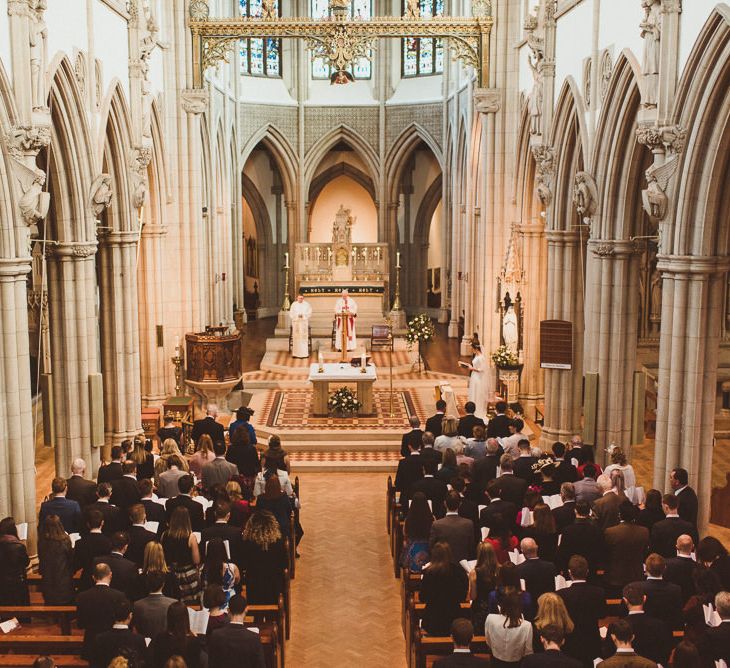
[288,449,401,472]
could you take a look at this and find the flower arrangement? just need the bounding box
[491,345,519,368]
[405,313,436,348]
[328,386,361,413]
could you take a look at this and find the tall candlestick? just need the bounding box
[396,251,401,268]
[284,251,289,269]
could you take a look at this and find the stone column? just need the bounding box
[138,222,168,404]
[98,231,142,450]
[0,257,37,535]
[46,242,102,475]
[653,255,729,531]
[518,221,547,407]
[542,229,585,445]
[583,239,641,455]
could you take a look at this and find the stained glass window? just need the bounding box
[401,0,444,77]
[239,0,282,77]
[310,0,372,80]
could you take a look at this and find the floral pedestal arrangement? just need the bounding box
[328,386,362,418]
[492,346,522,403]
[406,313,436,373]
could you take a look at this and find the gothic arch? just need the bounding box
[385,123,444,204]
[669,5,730,257]
[304,125,380,192]
[308,162,375,205]
[0,58,20,259]
[591,50,644,240]
[515,103,539,224]
[241,124,297,202]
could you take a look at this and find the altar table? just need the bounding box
[308,362,377,416]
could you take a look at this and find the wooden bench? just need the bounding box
[0,606,77,635]
[387,475,395,534]
[0,656,87,667]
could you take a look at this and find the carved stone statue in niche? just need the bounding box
[527,36,544,136]
[29,0,49,111]
[90,174,113,219]
[640,0,661,106]
[649,265,662,322]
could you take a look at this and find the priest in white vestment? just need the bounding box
[465,344,488,420]
[290,294,312,358]
[334,289,358,351]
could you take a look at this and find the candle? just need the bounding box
[175,335,180,350]
[284,252,289,269]
[361,352,366,367]
[396,251,401,269]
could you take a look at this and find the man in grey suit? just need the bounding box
[573,463,602,505]
[429,491,475,563]
[202,441,239,491]
[157,455,187,499]
[132,571,176,640]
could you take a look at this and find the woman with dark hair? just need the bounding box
[682,567,723,647]
[161,507,201,605]
[487,562,534,621]
[37,514,75,605]
[436,448,459,484]
[225,427,259,496]
[400,492,433,573]
[149,601,206,668]
[201,538,239,608]
[522,504,558,563]
[637,489,665,530]
[420,542,469,636]
[575,445,602,477]
[228,406,256,446]
[241,510,288,604]
[696,536,730,590]
[253,455,293,498]
[670,639,702,668]
[469,541,499,632]
[255,475,293,540]
[0,517,30,606]
[484,591,533,667]
[535,460,561,497]
[203,585,229,638]
[263,435,290,473]
[516,489,542,532]
[484,514,519,564]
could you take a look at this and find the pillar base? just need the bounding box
[388,308,406,330]
[277,309,290,330]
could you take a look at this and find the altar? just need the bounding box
[308,362,377,415]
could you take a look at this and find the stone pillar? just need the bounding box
[46,242,102,475]
[653,255,729,531]
[138,222,168,404]
[542,229,585,445]
[98,231,142,450]
[448,204,466,339]
[0,258,37,536]
[583,239,641,456]
[518,222,547,408]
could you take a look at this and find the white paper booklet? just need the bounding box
[0,618,19,634]
[508,550,526,565]
[480,527,490,540]
[459,559,477,574]
[68,532,81,548]
[703,603,722,627]
[16,523,28,541]
[144,521,159,534]
[187,607,210,636]
[555,575,572,590]
[542,495,563,510]
[520,508,534,527]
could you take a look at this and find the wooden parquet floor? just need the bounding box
[287,472,406,668]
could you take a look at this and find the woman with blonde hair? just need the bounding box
[155,439,189,485]
[224,480,251,527]
[533,591,574,640]
[434,416,467,454]
[470,541,499,631]
[134,540,179,600]
[241,510,288,604]
[128,436,155,480]
[188,434,215,478]
[604,446,636,489]
[161,507,201,605]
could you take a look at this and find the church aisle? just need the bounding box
[286,472,406,667]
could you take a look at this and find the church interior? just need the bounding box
[1,0,730,665]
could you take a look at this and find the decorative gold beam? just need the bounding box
[188,2,493,88]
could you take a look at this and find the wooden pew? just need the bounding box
[387,475,395,534]
[0,656,87,667]
[414,633,490,668]
[393,517,404,578]
[0,606,77,635]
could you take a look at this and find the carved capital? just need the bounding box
[532,144,555,208]
[661,0,682,13]
[4,124,51,159]
[573,171,598,220]
[660,124,686,154]
[473,87,501,114]
[636,125,663,149]
[129,147,152,209]
[181,88,208,115]
[47,241,98,259]
[7,0,32,17]
[589,239,639,258]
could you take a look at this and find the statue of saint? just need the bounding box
[502,304,519,353]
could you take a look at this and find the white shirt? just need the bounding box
[484,614,533,662]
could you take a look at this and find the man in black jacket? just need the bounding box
[91,597,146,668]
[85,483,125,535]
[66,458,98,509]
[555,501,603,574]
[425,400,447,437]
[110,462,142,512]
[201,501,243,565]
[479,480,518,530]
[395,441,424,508]
[419,432,443,467]
[138,478,166,535]
[486,401,511,438]
[472,439,500,498]
[94,532,137,599]
[494,455,527,507]
[663,534,698,602]
[126,504,158,567]
[457,402,485,439]
[97,446,124,484]
[512,439,538,486]
[522,625,581,668]
[704,591,730,666]
[208,595,266,668]
[650,494,697,557]
[552,483,577,534]
[165,474,205,531]
[410,459,448,518]
[433,618,489,667]
[74,508,112,590]
[76,563,127,659]
[191,404,226,446]
[552,442,578,484]
[632,553,683,629]
[516,538,556,602]
[558,556,606,666]
[669,467,698,528]
[401,416,424,457]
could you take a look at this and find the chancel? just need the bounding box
[1,0,730,665]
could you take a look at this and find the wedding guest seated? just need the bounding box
[400,491,433,573]
[465,424,489,460]
[433,618,489,667]
[458,402,486,440]
[420,542,469,636]
[435,416,468,454]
